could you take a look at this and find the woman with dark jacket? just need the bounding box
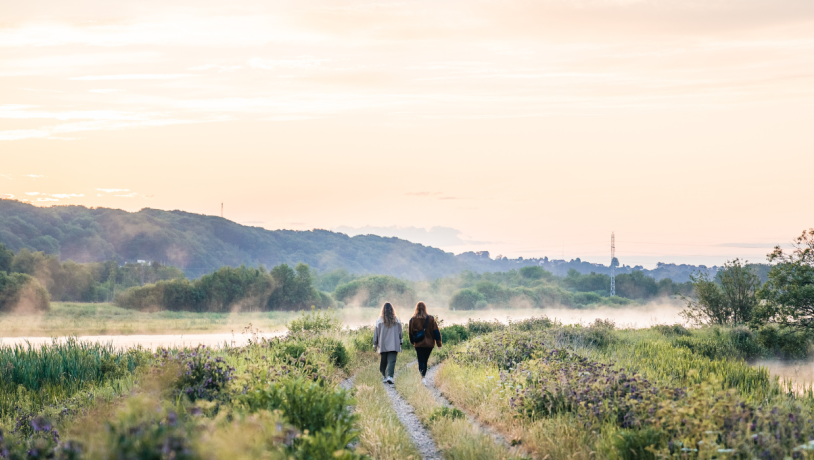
[373,302,402,384]
[408,301,442,385]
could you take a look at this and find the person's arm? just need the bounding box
[373,321,379,348]
[398,322,403,346]
[432,317,442,347]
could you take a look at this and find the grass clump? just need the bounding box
[287,307,341,333]
[428,406,465,423]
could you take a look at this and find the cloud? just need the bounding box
[406,191,440,196]
[49,193,83,198]
[187,64,243,72]
[0,118,200,141]
[0,174,11,180]
[0,194,14,199]
[115,192,137,197]
[0,105,143,121]
[88,89,125,93]
[717,242,776,248]
[69,74,198,81]
[24,174,43,178]
[333,225,486,248]
[36,197,58,202]
[97,188,129,193]
[248,56,331,70]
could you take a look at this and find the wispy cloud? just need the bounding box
[0,118,199,141]
[50,193,83,198]
[88,89,125,93]
[115,192,137,197]
[0,194,14,199]
[36,197,58,202]
[97,188,129,193]
[24,174,43,178]
[69,74,198,81]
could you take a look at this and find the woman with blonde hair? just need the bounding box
[408,301,442,385]
[373,302,402,384]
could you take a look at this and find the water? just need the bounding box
[0,331,286,350]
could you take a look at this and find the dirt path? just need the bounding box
[383,360,443,460]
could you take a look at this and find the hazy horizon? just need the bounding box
[2,0,812,267]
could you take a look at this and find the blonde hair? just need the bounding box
[381,302,398,327]
[413,301,428,319]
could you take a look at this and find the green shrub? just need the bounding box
[287,308,341,333]
[349,327,374,353]
[428,406,466,423]
[449,289,486,310]
[293,424,366,460]
[0,271,49,313]
[651,324,690,336]
[333,275,416,308]
[756,324,810,359]
[466,319,505,335]
[440,324,469,347]
[168,348,235,402]
[105,405,196,460]
[611,428,664,460]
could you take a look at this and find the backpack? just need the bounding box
[409,315,431,344]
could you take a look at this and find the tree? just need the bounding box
[682,259,761,325]
[756,229,814,331]
[0,243,13,273]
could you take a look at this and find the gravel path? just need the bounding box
[425,363,513,449]
[384,360,443,460]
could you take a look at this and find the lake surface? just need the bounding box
[0,332,286,350]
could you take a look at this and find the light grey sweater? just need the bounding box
[373,317,403,353]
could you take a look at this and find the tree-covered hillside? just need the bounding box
[0,200,464,279]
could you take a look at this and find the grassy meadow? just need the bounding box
[2,307,814,459]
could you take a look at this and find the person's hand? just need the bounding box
[438,344,442,348]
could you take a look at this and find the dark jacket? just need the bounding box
[408,315,442,348]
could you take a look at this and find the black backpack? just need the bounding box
[409,315,431,344]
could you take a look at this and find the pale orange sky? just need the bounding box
[1,0,813,267]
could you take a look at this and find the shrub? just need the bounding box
[105,404,196,460]
[349,327,374,353]
[165,347,235,402]
[333,275,416,308]
[449,289,486,310]
[756,324,810,359]
[287,308,341,333]
[428,406,465,423]
[440,324,469,347]
[651,324,690,336]
[611,428,664,460]
[0,271,49,313]
[240,378,356,436]
[465,319,505,335]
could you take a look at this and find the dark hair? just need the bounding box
[381,302,398,327]
[413,301,428,319]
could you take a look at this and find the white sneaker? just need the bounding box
[422,378,427,385]
[382,377,387,383]
[387,377,395,384]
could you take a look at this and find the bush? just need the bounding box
[240,378,356,436]
[611,428,665,460]
[440,324,469,347]
[333,275,416,308]
[449,289,486,310]
[287,308,341,333]
[651,324,690,336]
[756,324,810,359]
[0,271,49,313]
[466,319,505,335]
[105,402,196,460]
[428,406,465,423]
[349,327,374,353]
[165,347,235,402]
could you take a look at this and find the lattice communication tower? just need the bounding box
[610,231,616,297]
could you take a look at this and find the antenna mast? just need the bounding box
[221,203,223,218]
[610,231,616,297]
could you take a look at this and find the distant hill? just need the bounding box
[0,200,465,279]
[0,199,722,282]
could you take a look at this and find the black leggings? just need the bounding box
[416,347,433,377]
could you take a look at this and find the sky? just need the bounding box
[1,0,813,268]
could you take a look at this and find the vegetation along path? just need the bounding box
[424,363,516,451]
[383,360,443,460]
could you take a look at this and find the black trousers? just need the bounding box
[416,347,433,377]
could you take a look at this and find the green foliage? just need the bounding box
[0,199,465,280]
[333,275,416,308]
[0,243,12,273]
[428,406,465,423]
[349,326,374,353]
[449,288,486,310]
[105,402,196,460]
[117,264,328,312]
[615,270,658,300]
[240,378,356,436]
[440,324,469,347]
[683,259,761,326]
[757,229,814,331]
[611,428,664,460]
[165,348,236,402]
[0,271,49,312]
[287,307,341,333]
[755,324,810,359]
[651,324,690,336]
